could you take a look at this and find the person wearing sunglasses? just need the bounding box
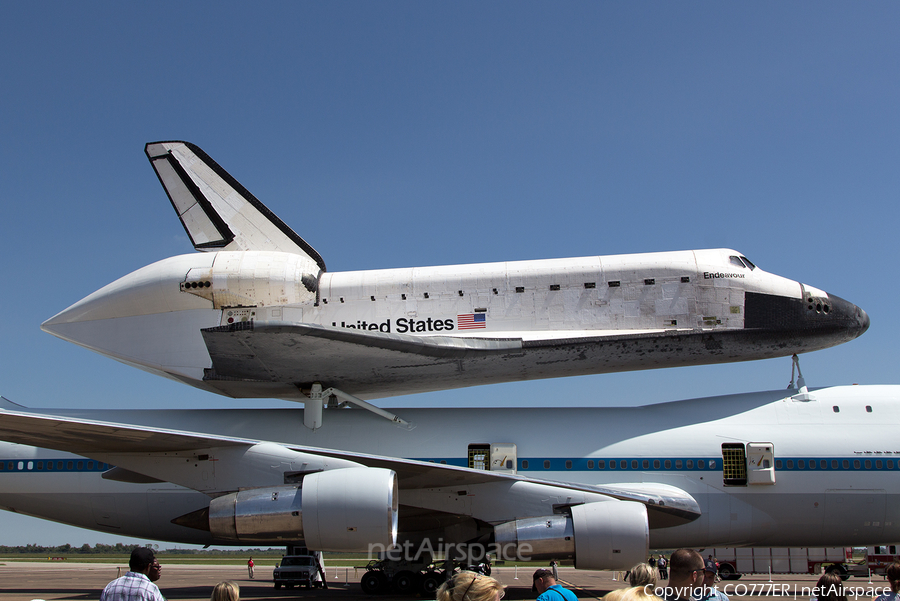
[663,550,705,601]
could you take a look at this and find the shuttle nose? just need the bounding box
[745,289,869,348]
[859,307,870,334]
[821,293,870,340]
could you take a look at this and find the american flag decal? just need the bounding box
[457,313,486,329]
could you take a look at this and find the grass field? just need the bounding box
[0,554,378,567]
[0,554,564,570]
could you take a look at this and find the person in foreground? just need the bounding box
[628,562,657,589]
[533,568,578,601]
[100,547,165,601]
[663,550,705,601]
[810,571,846,601]
[693,561,728,601]
[875,561,900,601]
[600,562,660,601]
[437,571,505,601]
[211,581,240,601]
[627,562,661,600]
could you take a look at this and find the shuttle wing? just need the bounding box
[201,322,524,384]
[199,321,696,397]
[145,141,326,270]
[0,401,699,524]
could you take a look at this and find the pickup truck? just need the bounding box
[273,554,323,589]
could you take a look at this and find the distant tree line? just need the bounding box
[0,543,283,555]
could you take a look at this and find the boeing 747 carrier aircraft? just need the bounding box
[0,382,897,591]
[42,142,869,419]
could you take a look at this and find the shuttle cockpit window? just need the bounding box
[729,255,757,270]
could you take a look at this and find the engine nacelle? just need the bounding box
[493,500,648,570]
[208,467,397,551]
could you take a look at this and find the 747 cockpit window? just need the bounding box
[729,255,757,270]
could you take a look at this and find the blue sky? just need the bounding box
[0,3,898,547]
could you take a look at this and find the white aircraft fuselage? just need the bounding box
[1,385,897,564]
[40,142,868,402]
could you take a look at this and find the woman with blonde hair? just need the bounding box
[622,587,662,601]
[628,563,658,589]
[604,585,661,601]
[604,588,630,601]
[606,563,662,601]
[210,581,240,601]
[602,563,662,601]
[437,571,505,601]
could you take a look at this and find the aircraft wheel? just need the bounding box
[360,571,387,595]
[718,564,738,580]
[420,572,441,595]
[393,570,418,594]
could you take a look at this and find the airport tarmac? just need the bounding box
[0,563,891,601]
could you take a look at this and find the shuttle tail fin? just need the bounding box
[144,141,326,271]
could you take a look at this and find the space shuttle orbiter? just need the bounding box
[43,142,869,418]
